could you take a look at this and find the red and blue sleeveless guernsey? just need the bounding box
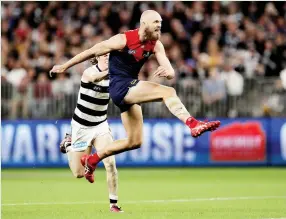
[108,29,157,113]
[109,29,157,79]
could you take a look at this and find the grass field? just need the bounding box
[2,168,286,219]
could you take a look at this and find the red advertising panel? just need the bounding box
[210,122,266,162]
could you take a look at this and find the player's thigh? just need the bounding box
[69,124,94,175]
[121,104,143,143]
[124,81,175,104]
[67,149,89,177]
[94,132,113,151]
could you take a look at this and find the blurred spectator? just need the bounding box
[223,19,243,52]
[221,63,244,97]
[5,51,33,119]
[280,69,286,90]
[237,43,262,79]
[52,73,74,118]
[198,37,223,71]
[221,63,244,117]
[260,40,279,77]
[52,73,73,97]
[1,67,13,118]
[202,68,227,117]
[31,73,52,118]
[279,68,286,115]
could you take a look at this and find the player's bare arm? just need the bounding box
[49,34,126,75]
[153,40,175,80]
[82,69,109,83]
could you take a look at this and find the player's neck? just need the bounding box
[138,27,148,42]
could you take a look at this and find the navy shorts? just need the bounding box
[109,77,140,113]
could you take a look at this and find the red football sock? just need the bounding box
[88,153,101,166]
[186,117,198,128]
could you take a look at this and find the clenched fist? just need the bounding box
[49,65,67,77]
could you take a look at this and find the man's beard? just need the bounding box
[145,27,160,40]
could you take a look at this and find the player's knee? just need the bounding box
[73,173,84,178]
[168,87,177,96]
[72,170,84,178]
[127,138,143,149]
[164,86,176,98]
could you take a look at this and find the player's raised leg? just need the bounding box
[93,133,123,213]
[82,84,219,182]
[124,80,220,137]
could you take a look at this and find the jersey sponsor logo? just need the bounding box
[128,79,138,89]
[93,86,101,91]
[93,84,105,92]
[142,51,151,58]
[73,141,88,149]
[128,49,136,55]
[81,81,109,93]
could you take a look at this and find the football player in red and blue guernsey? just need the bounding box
[50,10,221,183]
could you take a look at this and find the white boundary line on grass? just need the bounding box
[262,218,286,219]
[2,195,286,206]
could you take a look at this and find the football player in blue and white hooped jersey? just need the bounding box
[59,54,123,213]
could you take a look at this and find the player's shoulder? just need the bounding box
[83,66,98,75]
[155,40,163,46]
[124,29,139,39]
[124,28,139,34]
[82,66,98,82]
[154,40,164,52]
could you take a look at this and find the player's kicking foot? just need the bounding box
[80,155,96,183]
[110,204,124,213]
[59,133,71,153]
[190,120,221,138]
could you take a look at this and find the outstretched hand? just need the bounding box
[49,65,67,77]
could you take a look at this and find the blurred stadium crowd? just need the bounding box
[1,1,286,119]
